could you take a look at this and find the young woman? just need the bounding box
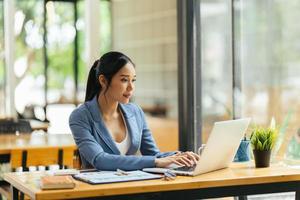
[69,51,199,171]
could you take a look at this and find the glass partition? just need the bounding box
[8,0,111,133]
[197,0,300,164]
[14,0,44,119]
[111,0,178,151]
[0,0,4,116]
[238,0,300,162]
[45,1,76,105]
[200,0,232,142]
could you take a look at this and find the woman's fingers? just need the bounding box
[171,159,184,167]
[154,150,202,168]
[172,155,194,167]
[191,151,200,160]
[184,151,200,164]
[180,155,194,166]
[173,157,189,166]
[164,151,201,167]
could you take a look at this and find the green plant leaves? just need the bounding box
[250,126,278,151]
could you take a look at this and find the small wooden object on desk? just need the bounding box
[40,175,75,190]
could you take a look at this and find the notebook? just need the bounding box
[40,175,75,190]
[143,118,251,176]
[73,170,162,184]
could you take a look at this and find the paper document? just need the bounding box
[73,170,162,184]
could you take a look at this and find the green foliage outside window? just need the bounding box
[9,0,111,103]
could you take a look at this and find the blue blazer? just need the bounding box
[69,96,175,171]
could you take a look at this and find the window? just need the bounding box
[0,0,111,133]
[238,0,300,161]
[180,0,300,162]
[0,0,4,116]
[200,0,233,143]
[45,1,78,105]
[44,0,111,133]
[14,0,44,118]
[111,0,178,151]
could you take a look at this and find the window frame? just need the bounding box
[177,0,240,151]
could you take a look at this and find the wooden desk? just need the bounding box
[4,162,300,200]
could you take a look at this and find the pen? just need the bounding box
[79,169,98,173]
[163,170,176,181]
[115,169,129,176]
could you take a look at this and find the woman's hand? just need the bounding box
[154,151,200,168]
[179,151,200,165]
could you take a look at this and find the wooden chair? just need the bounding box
[0,181,10,200]
[0,146,75,200]
[73,149,82,169]
[10,146,75,171]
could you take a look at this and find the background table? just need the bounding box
[29,120,49,132]
[0,133,76,163]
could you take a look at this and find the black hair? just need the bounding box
[84,51,135,102]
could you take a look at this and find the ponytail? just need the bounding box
[84,60,101,102]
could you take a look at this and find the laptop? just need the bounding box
[143,118,251,176]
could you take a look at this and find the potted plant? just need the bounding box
[250,125,278,168]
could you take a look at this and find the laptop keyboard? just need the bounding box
[174,165,196,172]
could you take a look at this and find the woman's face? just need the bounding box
[104,62,136,104]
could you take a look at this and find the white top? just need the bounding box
[115,131,130,155]
[115,111,131,155]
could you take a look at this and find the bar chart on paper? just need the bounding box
[73,170,162,184]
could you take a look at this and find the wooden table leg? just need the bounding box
[296,190,300,200]
[235,196,248,200]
